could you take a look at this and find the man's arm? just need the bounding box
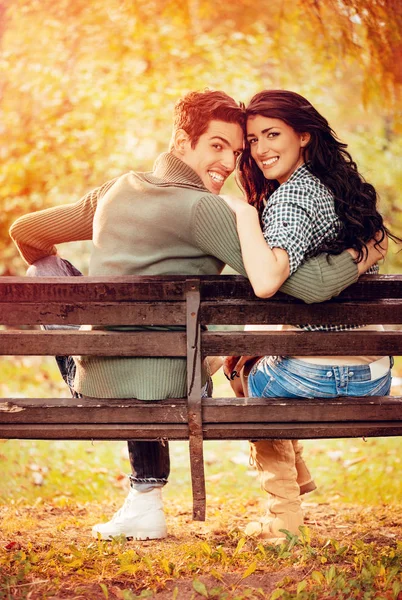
[193,196,382,304]
[281,236,388,303]
[9,178,118,265]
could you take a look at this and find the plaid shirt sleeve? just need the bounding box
[262,183,316,275]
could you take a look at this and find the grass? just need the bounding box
[1,358,402,599]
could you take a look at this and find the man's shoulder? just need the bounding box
[192,194,236,232]
[194,193,233,213]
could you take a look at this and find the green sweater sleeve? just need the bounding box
[9,177,118,265]
[194,196,358,304]
[281,252,358,303]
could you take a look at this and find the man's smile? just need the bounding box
[208,170,225,183]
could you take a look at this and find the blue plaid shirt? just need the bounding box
[262,163,377,331]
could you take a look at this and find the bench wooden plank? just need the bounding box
[2,421,402,440]
[1,299,400,326]
[1,274,402,303]
[0,302,186,326]
[0,330,187,356]
[202,330,402,356]
[199,274,402,300]
[201,299,402,325]
[1,330,400,357]
[1,397,401,424]
[0,277,187,302]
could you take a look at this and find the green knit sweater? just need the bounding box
[10,152,358,399]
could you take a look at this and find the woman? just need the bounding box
[223,90,397,542]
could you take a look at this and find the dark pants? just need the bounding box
[27,256,170,490]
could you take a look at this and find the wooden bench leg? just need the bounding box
[186,279,206,521]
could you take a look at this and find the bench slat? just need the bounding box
[1,330,400,356]
[0,277,187,302]
[199,274,402,301]
[1,299,400,326]
[1,421,402,440]
[201,300,402,325]
[203,331,402,356]
[1,396,401,424]
[0,330,187,356]
[0,302,186,326]
[1,274,402,303]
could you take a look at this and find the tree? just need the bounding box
[1,0,401,273]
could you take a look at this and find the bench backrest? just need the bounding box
[1,274,401,358]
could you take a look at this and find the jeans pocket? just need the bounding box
[350,371,392,396]
[261,376,297,398]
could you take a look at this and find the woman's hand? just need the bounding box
[220,194,253,216]
[223,356,241,380]
[223,355,257,380]
[223,355,258,398]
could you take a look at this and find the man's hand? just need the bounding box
[347,233,388,275]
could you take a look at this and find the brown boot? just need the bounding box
[247,440,304,543]
[292,440,317,495]
[241,362,316,496]
[249,439,317,496]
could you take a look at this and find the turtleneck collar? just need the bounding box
[152,152,210,192]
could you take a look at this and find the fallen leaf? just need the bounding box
[5,541,21,551]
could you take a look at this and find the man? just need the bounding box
[10,89,380,542]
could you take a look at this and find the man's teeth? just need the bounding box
[262,157,279,166]
[208,171,224,182]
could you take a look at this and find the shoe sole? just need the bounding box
[129,531,168,541]
[92,529,167,541]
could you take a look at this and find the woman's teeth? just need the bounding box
[262,157,279,166]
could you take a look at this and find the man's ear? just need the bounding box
[300,132,311,147]
[173,128,190,155]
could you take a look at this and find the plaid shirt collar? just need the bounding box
[285,162,311,184]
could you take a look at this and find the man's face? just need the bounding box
[180,120,244,194]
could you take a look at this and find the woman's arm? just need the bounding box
[221,195,290,298]
[235,203,289,297]
[195,195,363,304]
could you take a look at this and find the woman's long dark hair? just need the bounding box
[238,90,399,261]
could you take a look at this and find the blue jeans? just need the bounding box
[248,356,393,399]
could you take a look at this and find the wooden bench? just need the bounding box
[0,274,401,521]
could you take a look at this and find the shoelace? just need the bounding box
[111,493,137,521]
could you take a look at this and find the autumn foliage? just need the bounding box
[1,0,401,274]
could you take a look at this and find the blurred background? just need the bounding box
[1,0,401,276]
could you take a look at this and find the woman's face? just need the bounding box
[246,115,310,184]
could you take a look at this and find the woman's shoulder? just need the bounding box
[270,166,333,206]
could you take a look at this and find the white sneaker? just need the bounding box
[91,488,167,540]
